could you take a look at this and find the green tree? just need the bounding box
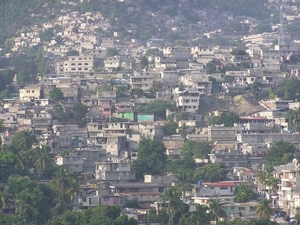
[0,185,11,214]
[131,139,167,180]
[16,69,36,88]
[130,88,144,98]
[210,112,240,127]
[163,121,178,135]
[123,200,141,209]
[11,130,37,153]
[54,105,67,122]
[286,107,300,132]
[177,112,188,121]
[50,166,80,215]
[208,198,226,223]
[145,100,175,119]
[34,145,53,177]
[256,199,273,219]
[193,163,227,182]
[181,140,212,159]
[55,35,63,45]
[175,171,191,200]
[230,49,247,55]
[106,48,119,57]
[224,75,235,83]
[72,26,79,34]
[165,155,196,175]
[280,79,300,101]
[162,187,183,225]
[0,152,17,182]
[179,205,210,225]
[234,183,258,203]
[72,102,88,127]
[7,175,36,198]
[116,86,128,94]
[254,23,273,34]
[49,87,64,101]
[265,140,296,172]
[140,56,149,69]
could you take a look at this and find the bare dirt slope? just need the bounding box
[199,94,265,116]
[233,94,265,116]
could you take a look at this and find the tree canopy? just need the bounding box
[131,139,167,180]
[193,163,227,182]
[144,100,175,119]
[265,140,296,172]
[210,112,240,127]
[181,140,212,159]
[234,183,258,203]
[49,87,64,101]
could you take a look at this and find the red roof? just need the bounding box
[203,182,236,187]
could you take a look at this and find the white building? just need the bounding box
[64,55,94,74]
[173,87,201,112]
[274,160,300,217]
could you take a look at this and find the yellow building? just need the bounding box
[19,85,41,102]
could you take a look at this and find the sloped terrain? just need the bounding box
[233,94,265,116]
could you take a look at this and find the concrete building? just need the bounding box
[209,152,248,169]
[95,158,135,181]
[274,160,300,217]
[19,85,42,102]
[130,72,154,91]
[64,55,94,74]
[55,155,84,172]
[173,87,201,112]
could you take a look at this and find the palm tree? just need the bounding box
[16,192,38,224]
[162,186,182,225]
[256,199,273,219]
[34,145,53,177]
[208,198,226,223]
[0,185,11,214]
[266,177,280,194]
[11,130,37,152]
[175,171,191,201]
[50,166,80,214]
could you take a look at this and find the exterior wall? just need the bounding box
[64,56,94,73]
[137,114,154,122]
[130,73,154,91]
[19,88,41,101]
[236,133,300,144]
[55,156,84,172]
[207,127,236,142]
[118,112,134,121]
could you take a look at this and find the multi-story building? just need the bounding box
[209,152,248,170]
[63,55,94,74]
[55,155,84,172]
[130,72,154,91]
[19,85,42,102]
[95,158,135,181]
[274,160,300,217]
[173,87,201,112]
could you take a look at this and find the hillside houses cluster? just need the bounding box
[4,1,300,223]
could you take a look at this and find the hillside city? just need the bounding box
[2,0,300,224]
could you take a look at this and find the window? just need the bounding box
[220,187,228,190]
[238,207,245,211]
